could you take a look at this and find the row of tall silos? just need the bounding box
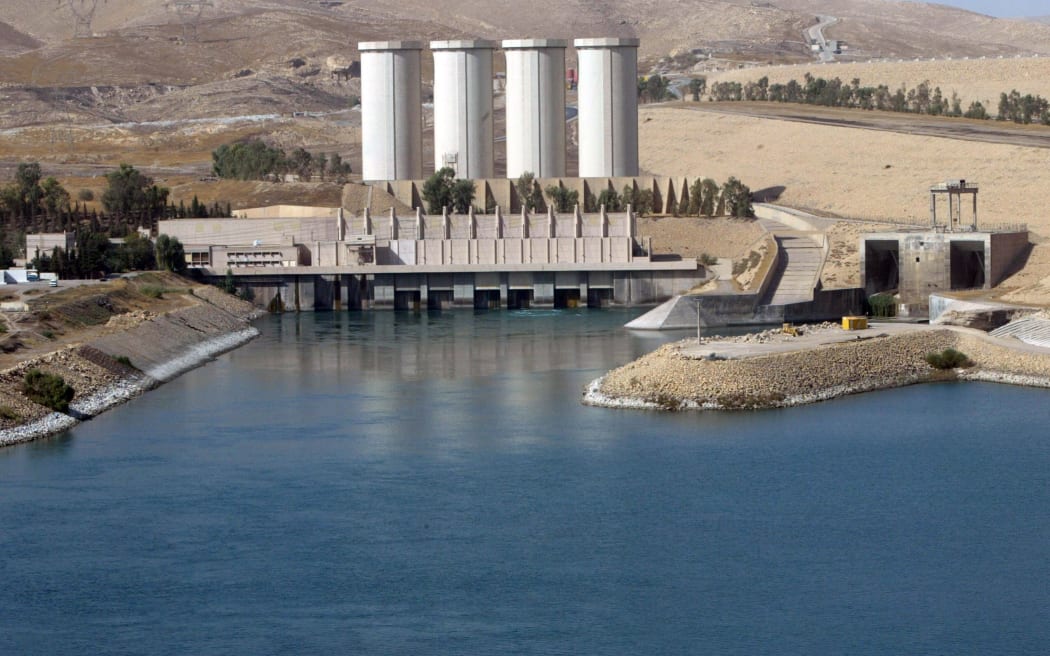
[359,38,639,183]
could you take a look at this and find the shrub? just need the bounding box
[0,405,19,421]
[700,253,718,266]
[141,285,164,299]
[868,293,896,318]
[77,189,95,202]
[41,330,54,340]
[22,369,75,412]
[115,355,135,368]
[926,348,972,370]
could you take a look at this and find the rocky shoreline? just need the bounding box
[0,285,262,448]
[584,327,1050,411]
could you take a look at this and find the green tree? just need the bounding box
[450,179,476,214]
[40,178,70,218]
[155,234,186,273]
[722,177,753,217]
[596,188,622,212]
[211,140,286,180]
[699,178,719,217]
[515,172,544,211]
[622,185,653,217]
[119,232,156,271]
[102,164,169,220]
[544,185,579,212]
[689,77,707,101]
[422,167,456,213]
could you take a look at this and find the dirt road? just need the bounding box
[677,102,1050,149]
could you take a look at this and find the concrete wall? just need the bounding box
[217,268,704,312]
[234,206,339,219]
[860,229,1028,315]
[26,233,75,260]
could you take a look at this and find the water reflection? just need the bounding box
[240,309,693,383]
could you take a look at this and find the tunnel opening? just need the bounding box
[864,240,900,295]
[394,289,421,311]
[507,289,532,309]
[587,288,612,308]
[427,289,453,310]
[950,241,986,290]
[554,288,581,309]
[474,289,501,309]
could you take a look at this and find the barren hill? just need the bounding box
[773,0,1050,58]
[0,21,41,56]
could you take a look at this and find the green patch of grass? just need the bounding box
[140,285,164,299]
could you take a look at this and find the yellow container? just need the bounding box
[842,316,868,331]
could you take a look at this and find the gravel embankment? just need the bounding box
[586,328,1050,411]
[0,290,261,447]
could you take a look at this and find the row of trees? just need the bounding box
[998,90,1050,125]
[211,140,353,182]
[423,170,752,219]
[33,232,187,280]
[0,163,198,233]
[705,74,1050,122]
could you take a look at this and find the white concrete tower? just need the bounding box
[431,40,496,179]
[360,41,423,181]
[502,38,567,179]
[574,37,640,178]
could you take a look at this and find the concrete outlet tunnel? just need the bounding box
[950,241,986,290]
[864,240,900,295]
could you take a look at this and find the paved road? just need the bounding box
[806,15,839,62]
[673,102,1050,149]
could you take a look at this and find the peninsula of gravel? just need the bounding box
[585,324,1050,411]
[0,273,261,448]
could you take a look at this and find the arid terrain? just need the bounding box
[4,0,1050,305]
[706,56,1050,112]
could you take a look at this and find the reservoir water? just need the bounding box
[2,310,1049,654]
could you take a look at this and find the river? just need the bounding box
[2,310,1048,654]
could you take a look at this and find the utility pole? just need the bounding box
[58,0,106,39]
[167,0,213,42]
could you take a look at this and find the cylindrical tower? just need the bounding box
[359,40,423,181]
[431,40,496,180]
[502,39,567,179]
[575,38,640,178]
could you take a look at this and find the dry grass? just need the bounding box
[639,106,1049,233]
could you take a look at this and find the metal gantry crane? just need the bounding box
[58,0,106,38]
[167,0,213,42]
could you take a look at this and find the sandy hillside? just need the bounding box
[774,0,1050,58]
[706,57,1050,111]
[639,105,1049,233]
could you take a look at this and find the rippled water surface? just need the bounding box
[2,310,1049,655]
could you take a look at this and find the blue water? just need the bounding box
[1,310,1049,655]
